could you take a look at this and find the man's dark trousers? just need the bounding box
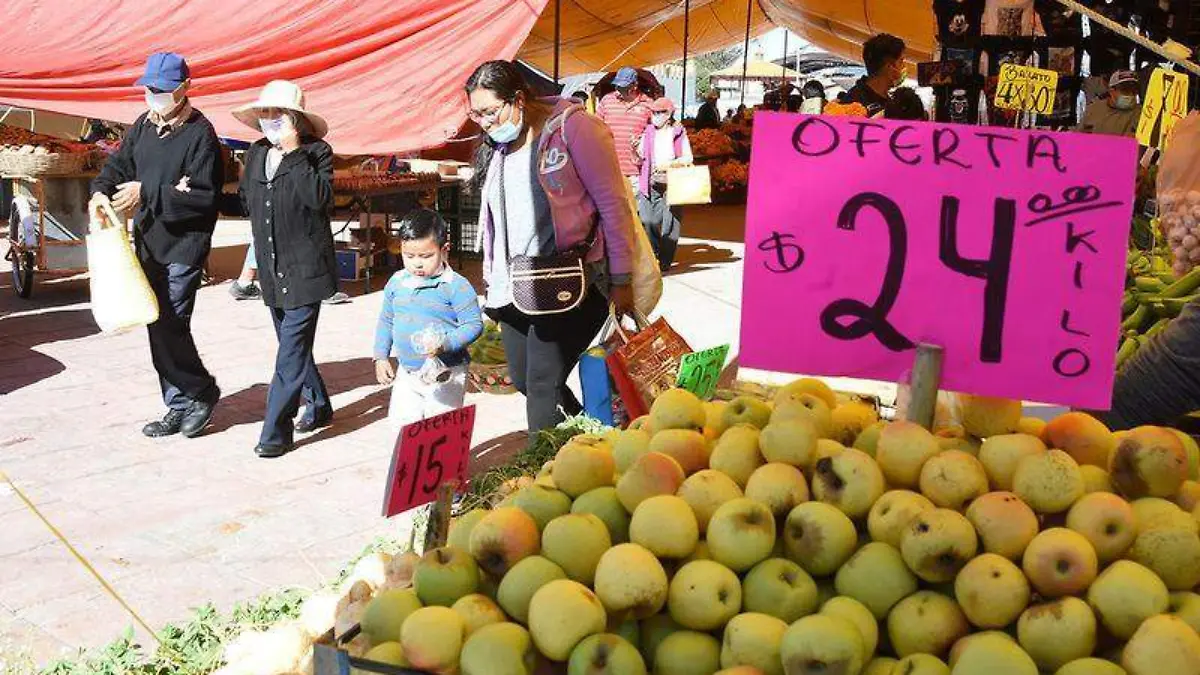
[141,255,217,411]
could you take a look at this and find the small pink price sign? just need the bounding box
[741,113,1136,409]
[382,406,476,518]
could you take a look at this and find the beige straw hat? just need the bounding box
[233,80,328,139]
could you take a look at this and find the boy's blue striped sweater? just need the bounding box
[373,267,483,371]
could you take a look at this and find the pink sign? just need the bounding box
[741,113,1137,408]
[382,406,476,518]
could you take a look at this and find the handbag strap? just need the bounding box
[599,305,651,346]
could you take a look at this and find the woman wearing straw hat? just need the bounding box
[222,80,337,458]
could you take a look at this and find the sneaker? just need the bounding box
[229,281,261,300]
[323,291,350,305]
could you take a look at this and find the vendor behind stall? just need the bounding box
[1078,71,1141,138]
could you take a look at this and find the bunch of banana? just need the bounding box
[1117,249,1200,369]
[468,321,508,366]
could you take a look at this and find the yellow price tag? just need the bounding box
[1137,67,1190,150]
[994,64,1058,115]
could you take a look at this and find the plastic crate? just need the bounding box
[313,625,432,675]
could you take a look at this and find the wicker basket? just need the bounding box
[0,150,88,177]
[468,362,517,395]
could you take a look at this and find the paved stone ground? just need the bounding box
[0,205,760,665]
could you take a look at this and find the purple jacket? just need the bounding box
[480,97,635,286]
[637,123,688,196]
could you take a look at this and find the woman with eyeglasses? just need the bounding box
[465,60,637,433]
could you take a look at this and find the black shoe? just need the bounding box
[229,281,261,300]
[143,410,186,438]
[295,412,333,433]
[255,443,293,458]
[180,388,220,438]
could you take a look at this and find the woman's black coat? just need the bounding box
[223,138,338,309]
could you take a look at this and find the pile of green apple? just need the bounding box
[349,380,1200,675]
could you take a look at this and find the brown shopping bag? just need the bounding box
[86,201,159,334]
[603,309,693,422]
[665,164,712,206]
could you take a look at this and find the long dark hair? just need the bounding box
[465,60,531,190]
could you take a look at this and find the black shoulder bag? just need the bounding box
[499,110,598,316]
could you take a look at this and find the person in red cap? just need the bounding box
[633,97,693,271]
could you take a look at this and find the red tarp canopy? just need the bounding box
[0,0,550,155]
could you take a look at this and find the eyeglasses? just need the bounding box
[467,101,509,124]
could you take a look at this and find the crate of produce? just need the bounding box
[0,125,97,177]
[313,625,432,675]
[468,321,515,394]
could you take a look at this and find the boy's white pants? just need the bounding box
[387,365,469,429]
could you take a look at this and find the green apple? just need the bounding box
[720,612,789,675]
[779,614,865,675]
[541,513,612,585]
[400,606,466,674]
[706,498,776,572]
[668,560,741,631]
[741,558,819,623]
[567,633,646,675]
[571,486,631,544]
[509,485,573,532]
[655,630,721,675]
[723,396,773,430]
[835,542,917,619]
[527,579,607,661]
[414,545,480,607]
[460,622,537,675]
[496,555,566,625]
[360,588,422,646]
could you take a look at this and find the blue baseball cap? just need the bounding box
[613,67,638,88]
[135,52,190,91]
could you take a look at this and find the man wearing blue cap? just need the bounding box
[90,52,224,439]
[597,66,652,190]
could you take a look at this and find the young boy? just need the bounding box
[374,209,483,427]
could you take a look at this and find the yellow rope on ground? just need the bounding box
[0,470,165,648]
[1052,0,1200,76]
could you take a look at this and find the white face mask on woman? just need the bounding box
[652,113,670,128]
[260,116,288,146]
[487,104,524,144]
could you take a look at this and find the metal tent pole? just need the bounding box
[781,29,789,91]
[682,0,691,114]
[553,0,562,83]
[741,0,753,106]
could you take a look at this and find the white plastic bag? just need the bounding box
[411,325,451,384]
[1156,111,1200,274]
[86,202,159,334]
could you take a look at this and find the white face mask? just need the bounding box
[487,104,524,144]
[652,113,670,127]
[1114,95,1137,110]
[145,89,178,115]
[801,98,824,115]
[260,117,288,146]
